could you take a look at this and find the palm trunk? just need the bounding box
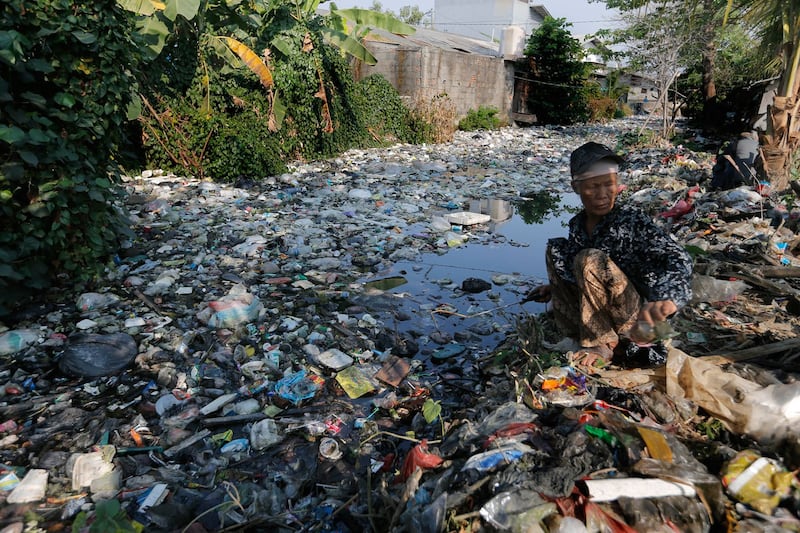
[761,4,800,190]
[701,0,718,127]
[762,50,800,190]
[762,95,800,191]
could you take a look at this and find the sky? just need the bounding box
[327,0,621,35]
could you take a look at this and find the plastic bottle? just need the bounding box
[250,419,283,450]
[76,292,119,312]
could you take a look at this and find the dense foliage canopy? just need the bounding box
[522,17,589,125]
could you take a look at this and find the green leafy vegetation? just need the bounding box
[355,74,413,143]
[521,17,589,125]
[0,0,428,313]
[458,106,504,131]
[71,499,137,533]
[0,0,140,314]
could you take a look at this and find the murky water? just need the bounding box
[357,192,582,358]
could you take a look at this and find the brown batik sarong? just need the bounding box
[546,247,641,348]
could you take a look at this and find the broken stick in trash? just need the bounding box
[700,336,800,366]
[431,300,523,319]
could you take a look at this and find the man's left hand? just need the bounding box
[638,300,677,325]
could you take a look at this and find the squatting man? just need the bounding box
[527,142,693,367]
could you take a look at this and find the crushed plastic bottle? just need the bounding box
[76,292,119,312]
[461,442,534,472]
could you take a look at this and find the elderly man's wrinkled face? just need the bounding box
[574,173,619,219]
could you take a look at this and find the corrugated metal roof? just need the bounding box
[364,27,501,57]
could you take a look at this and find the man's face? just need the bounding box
[574,173,619,218]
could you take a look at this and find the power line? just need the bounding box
[433,19,622,26]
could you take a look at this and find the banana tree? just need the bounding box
[730,0,800,190]
[326,4,416,65]
[270,1,414,65]
[266,0,414,132]
[118,0,277,120]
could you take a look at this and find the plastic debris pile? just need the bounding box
[0,118,799,532]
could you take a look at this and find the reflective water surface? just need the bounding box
[357,192,582,360]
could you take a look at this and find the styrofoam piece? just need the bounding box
[580,478,696,501]
[445,211,491,226]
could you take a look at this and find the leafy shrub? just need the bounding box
[616,129,658,150]
[355,74,412,143]
[458,106,504,131]
[0,0,140,315]
[205,113,287,182]
[139,90,287,182]
[406,93,457,144]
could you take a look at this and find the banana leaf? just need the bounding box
[163,0,201,22]
[116,0,164,16]
[135,16,170,58]
[334,8,416,35]
[220,36,274,88]
[269,92,285,132]
[320,28,377,65]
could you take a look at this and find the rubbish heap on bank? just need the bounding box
[0,118,798,532]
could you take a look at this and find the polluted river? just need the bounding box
[0,120,799,532]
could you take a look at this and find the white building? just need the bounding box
[434,0,551,44]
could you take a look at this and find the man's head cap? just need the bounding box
[570,142,625,181]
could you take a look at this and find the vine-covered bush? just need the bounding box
[354,74,412,143]
[269,24,369,161]
[139,78,288,182]
[140,20,403,177]
[458,106,504,131]
[0,0,139,314]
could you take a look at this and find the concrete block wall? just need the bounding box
[354,43,514,123]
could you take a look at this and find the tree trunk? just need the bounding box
[762,95,800,191]
[700,0,717,127]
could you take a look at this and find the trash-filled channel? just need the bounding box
[0,120,799,532]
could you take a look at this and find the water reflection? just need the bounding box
[468,199,514,228]
[515,191,565,225]
[465,193,575,231]
[357,192,582,357]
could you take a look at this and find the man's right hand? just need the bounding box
[525,284,551,303]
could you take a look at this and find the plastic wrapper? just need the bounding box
[612,338,668,369]
[197,284,263,328]
[400,439,442,481]
[722,450,795,515]
[250,419,283,451]
[531,366,594,407]
[274,370,324,406]
[76,292,119,312]
[461,442,534,472]
[667,347,800,443]
[690,274,747,305]
[0,329,40,356]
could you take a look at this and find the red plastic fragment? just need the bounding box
[400,439,443,481]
